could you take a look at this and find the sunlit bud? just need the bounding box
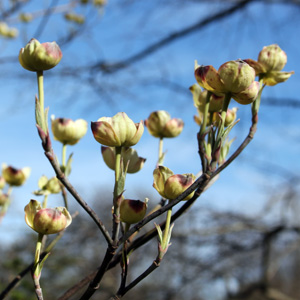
[81,0,89,3]
[164,174,195,201]
[24,199,72,235]
[233,81,260,105]
[45,177,61,194]
[0,22,18,38]
[194,62,226,94]
[38,175,48,190]
[94,0,107,6]
[64,13,85,24]
[19,13,33,23]
[51,117,87,145]
[258,44,287,72]
[91,112,144,147]
[0,176,5,190]
[224,107,238,127]
[19,38,62,72]
[218,60,256,94]
[145,110,183,138]
[0,191,9,206]
[101,146,146,174]
[120,199,148,224]
[209,93,225,112]
[153,166,174,199]
[2,164,30,186]
[219,138,235,165]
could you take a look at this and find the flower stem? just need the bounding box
[36,71,46,132]
[42,195,48,209]
[158,137,164,165]
[200,91,212,136]
[62,144,67,168]
[216,92,231,144]
[113,146,122,242]
[162,207,172,248]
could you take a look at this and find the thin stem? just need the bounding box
[200,91,212,136]
[62,144,67,168]
[42,195,48,209]
[157,137,164,166]
[112,146,122,242]
[33,233,44,300]
[36,71,46,132]
[34,233,44,268]
[45,149,113,245]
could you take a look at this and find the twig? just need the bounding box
[44,148,113,246]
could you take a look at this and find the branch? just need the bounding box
[91,0,254,73]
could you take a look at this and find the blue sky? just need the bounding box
[1,0,300,245]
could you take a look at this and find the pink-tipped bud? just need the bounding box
[2,164,30,187]
[120,199,148,224]
[24,199,72,235]
[19,38,62,72]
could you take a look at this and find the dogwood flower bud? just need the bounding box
[145,110,183,138]
[120,199,148,224]
[51,117,87,145]
[2,164,30,186]
[0,191,9,206]
[258,44,287,72]
[153,166,195,201]
[91,112,144,147]
[0,176,5,190]
[233,81,260,105]
[218,60,256,94]
[164,174,195,201]
[101,146,146,173]
[24,199,72,235]
[19,38,62,72]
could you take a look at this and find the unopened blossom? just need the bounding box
[145,110,183,138]
[24,199,72,235]
[19,38,62,72]
[120,199,148,224]
[51,117,87,145]
[91,112,144,147]
[2,164,30,187]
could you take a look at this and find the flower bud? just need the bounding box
[19,13,33,23]
[145,110,183,138]
[262,71,294,86]
[64,13,85,24]
[153,166,174,199]
[2,164,30,186]
[258,44,287,72]
[218,60,256,94]
[164,174,195,201]
[51,117,87,145]
[45,177,61,194]
[153,166,195,200]
[233,81,260,105]
[0,191,9,206]
[120,199,147,224]
[212,107,238,127]
[0,176,5,190]
[19,38,62,72]
[194,62,226,94]
[0,22,18,38]
[24,199,72,235]
[91,112,144,147]
[101,146,146,174]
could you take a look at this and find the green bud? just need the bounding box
[24,199,72,235]
[153,166,174,199]
[164,174,195,201]
[51,117,87,145]
[19,38,62,72]
[218,60,256,94]
[2,164,30,187]
[258,44,287,72]
[120,199,148,224]
[0,176,6,190]
[145,110,183,138]
[233,81,260,105]
[101,146,146,174]
[0,191,9,206]
[64,13,85,24]
[91,112,144,147]
[19,13,33,23]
